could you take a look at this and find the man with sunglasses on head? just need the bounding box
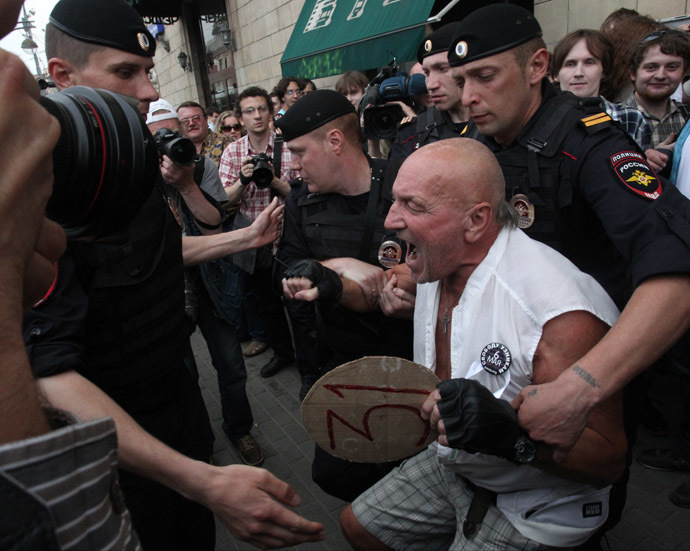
[178,100,231,168]
[220,87,297,380]
[621,29,690,171]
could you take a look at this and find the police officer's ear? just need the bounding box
[464,202,493,244]
[326,127,346,155]
[525,48,549,86]
[48,57,77,90]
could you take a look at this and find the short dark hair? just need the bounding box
[629,30,690,73]
[552,29,614,78]
[45,22,104,68]
[299,77,317,91]
[275,77,299,100]
[178,101,205,114]
[237,86,274,115]
[513,37,547,69]
[205,105,220,116]
[335,71,369,95]
[311,113,361,147]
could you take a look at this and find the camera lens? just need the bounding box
[363,104,404,140]
[40,86,159,240]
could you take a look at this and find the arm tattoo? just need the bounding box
[527,388,538,397]
[572,365,600,389]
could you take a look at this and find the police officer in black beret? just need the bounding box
[22,0,325,549]
[275,90,415,501]
[386,22,476,183]
[445,2,690,532]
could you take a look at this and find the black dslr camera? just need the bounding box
[250,153,274,189]
[153,128,196,166]
[360,59,427,139]
[40,86,159,240]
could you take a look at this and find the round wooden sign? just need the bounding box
[301,356,440,463]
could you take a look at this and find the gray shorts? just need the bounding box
[351,447,544,551]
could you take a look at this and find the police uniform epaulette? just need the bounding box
[579,111,612,134]
[399,116,416,128]
[289,176,305,188]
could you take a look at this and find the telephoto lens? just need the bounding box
[40,86,159,239]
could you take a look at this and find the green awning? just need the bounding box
[281,0,436,79]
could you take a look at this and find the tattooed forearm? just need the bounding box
[572,365,600,388]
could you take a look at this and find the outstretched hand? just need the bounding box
[248,197,284,248]
[199,465,325,549]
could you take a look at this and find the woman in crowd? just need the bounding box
[217,110,244,142]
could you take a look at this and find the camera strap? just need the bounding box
[273,134,283,179]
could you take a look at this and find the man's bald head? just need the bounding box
[399,138,513,226]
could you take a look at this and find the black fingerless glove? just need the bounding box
[437,378,528,463]
[284,259,343,304]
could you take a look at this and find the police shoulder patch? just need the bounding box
[610,151,661,200]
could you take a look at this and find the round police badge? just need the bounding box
[424,39,432,54]
[510,193,535,229]
[480,343,512,375]
[378,240,402,268]
[137,32,150,52]
[454,40,468,59]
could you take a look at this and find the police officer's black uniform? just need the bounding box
[274,91,414,502]
[481,81,690,307]
[276,159,414,502]
[386,106,475,184]
[22,1,215,549]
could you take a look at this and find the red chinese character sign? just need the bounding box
[301,356,440,463]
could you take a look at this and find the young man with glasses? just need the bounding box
[178,101,231,168]
[219,87,297,380]
[275,76,303,116]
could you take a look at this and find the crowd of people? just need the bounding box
[4,0,690,549]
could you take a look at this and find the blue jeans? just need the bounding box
[193,283,253,441]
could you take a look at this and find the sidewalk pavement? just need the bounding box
[190,330,690,551]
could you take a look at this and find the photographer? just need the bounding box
[220,87,297,380]
[147,99,263,467]
[22,0,323,549]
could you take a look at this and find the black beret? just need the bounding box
[50,0,155,57]
[275,90,356,142]
[417,22,462,63]
[448,4,541,67]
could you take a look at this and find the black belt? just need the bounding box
[463,481,497,540]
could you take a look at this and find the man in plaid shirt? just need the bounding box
[219,86,297,378]
[622,29,690,170]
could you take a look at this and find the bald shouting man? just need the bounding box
[340,139,627,550]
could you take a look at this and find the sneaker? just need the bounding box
[299,376,318,401]
[243,341,269,357]
[636,448,690,472]
[670,481,690,508]
[232,434,264,466]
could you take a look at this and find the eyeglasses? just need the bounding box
[639,29,688,45]
[221,124,242,132]
[179,115,204,126]
[285,89,303,97]
[241,105,269,115]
